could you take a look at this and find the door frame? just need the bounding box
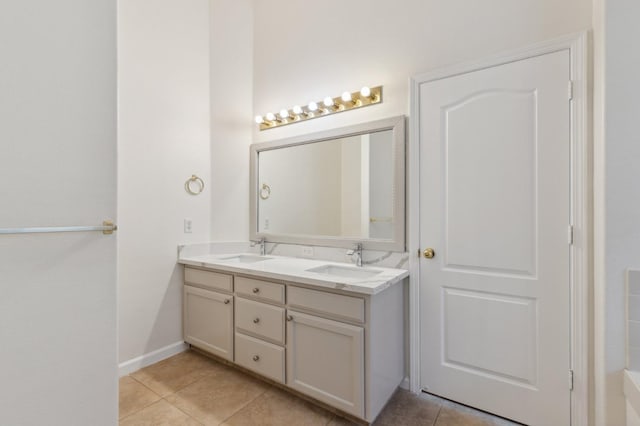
[407,32,591,426]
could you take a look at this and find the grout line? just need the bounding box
[131,369,221,399]
[118,399,165,422]
[432,405,443,426]
[161,396,205,425]
[217,384,273,425]
[127,374,164,398]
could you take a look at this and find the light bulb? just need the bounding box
[292,105,303,115]
[265,112,276,121]
[323,96,334,107]
[360,86,371,98]
[308,101,318,112]
[254,115,264,124]
[341,92,352,103]
[279,109,289,119]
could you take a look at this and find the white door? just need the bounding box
[0,1,117,425]
[419,50,571,425]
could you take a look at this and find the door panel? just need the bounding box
[0,1,117,425]
[445,90,537,276]
[419,50,571,426]
[443,289,537,385]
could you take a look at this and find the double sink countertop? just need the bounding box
[178,253,409,295]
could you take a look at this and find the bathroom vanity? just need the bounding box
[179,253,408,423]
[178,116,409,422]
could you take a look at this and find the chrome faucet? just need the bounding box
[347,243,363,267]
[251,237,266,256]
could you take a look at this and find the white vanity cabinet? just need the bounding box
[287,310,365,417]
[183,268,234,361]
[182,265,405,423]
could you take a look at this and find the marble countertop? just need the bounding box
[177,253,409,295]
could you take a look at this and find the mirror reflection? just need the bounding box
[258,129,395,240]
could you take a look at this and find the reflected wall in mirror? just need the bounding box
[250,116,405,251]
[258,130,393,239]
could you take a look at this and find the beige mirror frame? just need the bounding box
[250,116,406,251]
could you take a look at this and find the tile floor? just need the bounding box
[119,350,520,426]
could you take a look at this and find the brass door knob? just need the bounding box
[223,299,231,304]
[253,317,260,324]
[253,355,260,362]
[252,287,260,293]
[423,248,435,259]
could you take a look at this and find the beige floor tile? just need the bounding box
[119,399,201,426]
[327,414,361,425]
[373,389,441,426]
[222,387,334,426]
[119,376,162,419]
[131,350,225,397]
[434,406,504,426]
[165,368,270,425]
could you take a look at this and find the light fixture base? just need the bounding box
[258,86,383,131]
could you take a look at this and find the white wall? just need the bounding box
[594,1,640,425]
[118,0,212,364]
[209,0,254,241]
[253,0,592,144]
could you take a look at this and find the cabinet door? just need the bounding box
[183,285,233,361]
[286,310,364,417]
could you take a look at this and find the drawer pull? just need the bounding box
[253,317,260,324]
[252,287,260,293]
[253,355,260,362]
[223,299,231,305]
[286,315,293,322]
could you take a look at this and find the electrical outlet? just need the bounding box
[184,218,193,233]
[301,246,314,257]
[264,218,269,230]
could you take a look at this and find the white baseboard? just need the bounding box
[119,341,188,377]
[399,376,410,390]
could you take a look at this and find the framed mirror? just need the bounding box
[250,116,405,251]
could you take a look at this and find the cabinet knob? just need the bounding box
[223,299,230,304]
[252,355,260,362]
[252,287,260,293]
[253,317,260,324]
[286,315,293,322]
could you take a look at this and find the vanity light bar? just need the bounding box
[254,86,383,131]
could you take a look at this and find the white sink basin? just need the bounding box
[219,254,273,263]
[305,264,380,279]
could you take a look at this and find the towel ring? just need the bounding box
[260,183,271,200]
[185,175,204,195]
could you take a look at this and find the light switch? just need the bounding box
[184,218,193,233]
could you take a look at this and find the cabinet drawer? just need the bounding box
[184,267,233,293]
[235,276,284,304]
[235,333,285,383]
[236,297,285,344]
[288,286,365,323]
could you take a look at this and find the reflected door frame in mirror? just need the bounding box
[250,116,405,252]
